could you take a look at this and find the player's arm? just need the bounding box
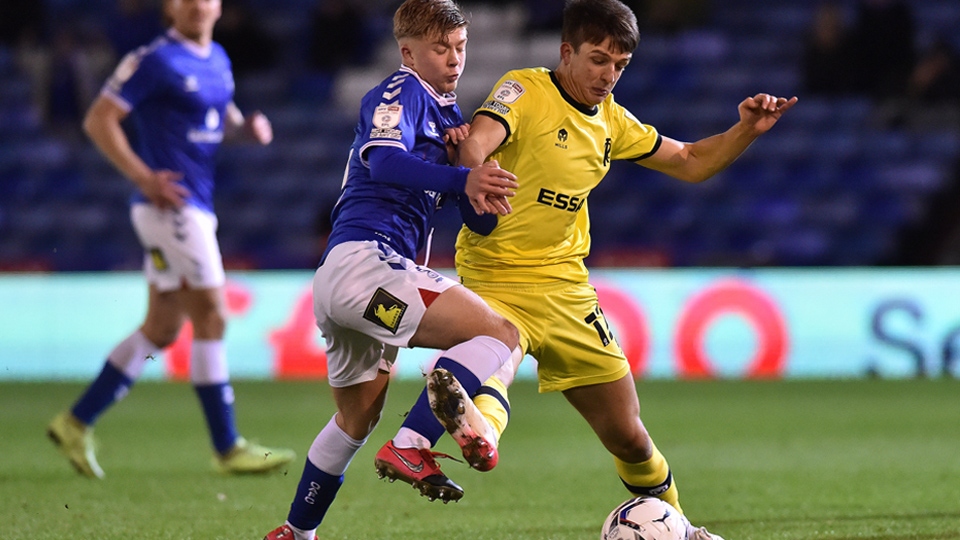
[83,95,188,209]
[224,101,273,145]
[457,193,497,235]
[640,93,798,183]
[367,144,517,216]
[457,113,513,215]
[457,114,506,168]
[443,124,497,234]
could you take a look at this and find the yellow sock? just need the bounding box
[614,442,683,513]
[474,375,510,443]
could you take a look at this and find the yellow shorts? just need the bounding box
[462,278,630,393]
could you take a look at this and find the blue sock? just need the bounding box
[287,458,343,531]
[71,362,133,425]
[399,357,482,447]
[194,383,239,454]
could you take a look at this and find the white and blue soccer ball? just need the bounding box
[601,497,686,540]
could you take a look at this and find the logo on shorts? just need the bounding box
[363,288,407,334]
[149,248,169,271]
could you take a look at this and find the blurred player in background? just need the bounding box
[430,0,797,539]
[263,1,520,538]
[47,0,295,479]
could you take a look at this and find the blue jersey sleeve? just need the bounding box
[457,193,498,236]
[356,72,455,165]
[103,47,165,111]
[357,81,422,158]
[367,146,468,194]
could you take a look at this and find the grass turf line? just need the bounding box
[2,379,958,539]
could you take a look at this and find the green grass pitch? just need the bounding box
[2,379,959,539]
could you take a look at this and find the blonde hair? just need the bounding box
[393,0,468,43]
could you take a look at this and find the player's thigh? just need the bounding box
[411,285,518,351]
[536,283,630,392]
[459,280,543,363]
[131,203,225,292]
[562,374,651,460]
[313,241,458,348]
[321,319,398,389]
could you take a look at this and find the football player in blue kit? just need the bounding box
[263,1,520,539]
[47,0,295,478]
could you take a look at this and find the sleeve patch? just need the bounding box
[370,128,403,140]
[373,104,402,129]
[106,52,141,93]
[480,100,511,116]
[113,52,141,83]
[493,80,525,103]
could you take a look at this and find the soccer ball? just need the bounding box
[601,497,686,540]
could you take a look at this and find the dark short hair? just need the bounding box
[562,0,639,54]
[394,0,468,43]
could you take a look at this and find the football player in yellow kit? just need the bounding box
[441,0,796,538]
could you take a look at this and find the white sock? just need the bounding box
[306,415,366,476]
[491,345,523,387]
[190,339,229,384]
[284,521,315,540]
[107,329,160,380]
[392,426,431,450]
[441,335,512,382]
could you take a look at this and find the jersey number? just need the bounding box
[584,305,614,347]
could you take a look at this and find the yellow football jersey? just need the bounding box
[455,67,661,283]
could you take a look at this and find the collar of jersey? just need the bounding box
[548,70,599,116]
[167,28,212,59]
[399,65,457,107]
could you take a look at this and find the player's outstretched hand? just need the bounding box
[466,160,517,216]
[738,93,798,135]
[136,169,188,209]
[244,111,273,145]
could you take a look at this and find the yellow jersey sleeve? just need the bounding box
[611,105,662,162]
[475,71,528,145]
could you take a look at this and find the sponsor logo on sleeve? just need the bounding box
[113,52,140,83]
[480,100,511,116]
[107,52,140,92]
[370,104,403,139]
[370,128,402,140]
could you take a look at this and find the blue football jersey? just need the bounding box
[102,29,234,213]
[324,65,466,262]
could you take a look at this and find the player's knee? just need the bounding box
[338,409,380,440]
[141,321,182,348]
[192,309,226,339]
[491,317,519,351]
[606,430,653,463]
